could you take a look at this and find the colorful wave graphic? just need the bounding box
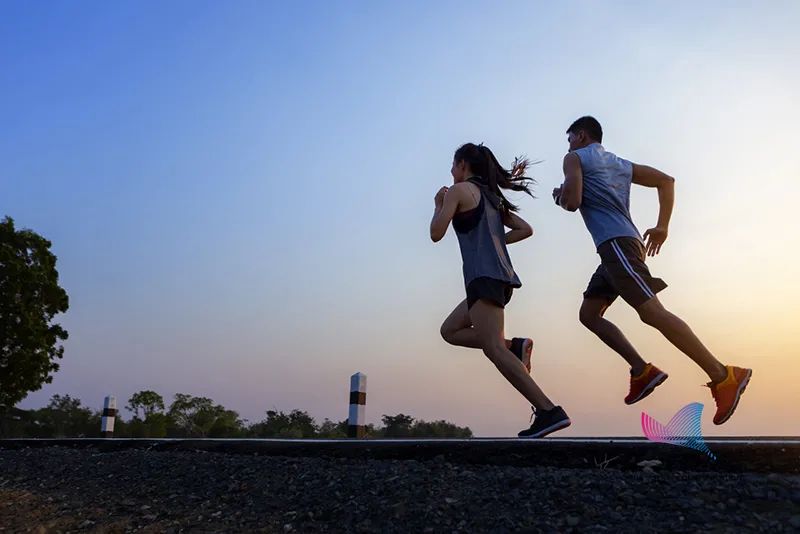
[641,402,716,460]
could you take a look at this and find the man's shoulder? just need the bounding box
[570,144,602,163]
[594,145,630,163]
[579,144,632,168]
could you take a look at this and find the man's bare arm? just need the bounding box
[632,163,675,256]
[559,152,583,212]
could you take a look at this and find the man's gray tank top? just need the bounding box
[572,143,641,248]
[453,177,522,289]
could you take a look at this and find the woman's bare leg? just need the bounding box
[441,299,515,350]
[468,300,554,410]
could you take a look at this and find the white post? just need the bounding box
[348,372,367,438]
[101,396,117,438]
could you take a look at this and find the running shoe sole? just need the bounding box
[519,418,572,439]
[714,369,752,425]
[625,372,668,405]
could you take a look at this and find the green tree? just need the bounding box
[410,419,472,438]
[0,217,69,412]
[208,409,244,438]
[381,413,415,437]
[0,407,35,438]
[317,418,348,438]
[31,394,98,438]
[107,412,131,438]
[124,390,167,437]
[143,412,168,438]
[249,409,318,438]
[125,390,165,420]
[167,393,243,437]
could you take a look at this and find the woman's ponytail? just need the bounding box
[455,143,536,214]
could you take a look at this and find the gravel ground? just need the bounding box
[1,447,799,533]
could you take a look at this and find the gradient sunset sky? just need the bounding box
[3,1,798,436]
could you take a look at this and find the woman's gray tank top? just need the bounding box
[454,177,522,289]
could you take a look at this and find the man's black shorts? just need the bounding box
[583,237,667,309]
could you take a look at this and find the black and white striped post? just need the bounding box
[348,372,367,438]
[101,396,117,438]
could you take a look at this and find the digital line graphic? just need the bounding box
[641,402,716,460]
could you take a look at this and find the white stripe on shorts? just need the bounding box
[610,239,655,300]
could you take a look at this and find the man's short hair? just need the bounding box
[567,116,603,143]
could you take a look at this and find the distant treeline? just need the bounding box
[0,391,472,439]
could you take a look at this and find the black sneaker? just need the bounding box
[518,406,571,438]
[509,337,533,373]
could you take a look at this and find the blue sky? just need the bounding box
[3,1,799,435]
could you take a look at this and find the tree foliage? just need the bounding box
[126,390,165,420]
[42,394,99,437]
[0,217,69,411]
[317,418,349,438]
[408,419,472,438]
[0,392,472,439]
[29,395,98,438]
[166,393,243,438]
[381,413,415,437]
[125,390,168,437]
[378,413,472,438]
[249,409,319,438]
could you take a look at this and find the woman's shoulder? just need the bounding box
[451,181,481,197]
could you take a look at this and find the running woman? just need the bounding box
[431,142,570,438]
[553,116,751,424]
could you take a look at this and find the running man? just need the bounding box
[553,116,751,424]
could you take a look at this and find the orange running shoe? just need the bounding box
[708,366,752,425]
[624,363,668,405]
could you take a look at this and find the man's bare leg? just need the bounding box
[637,297,727,383]
[579,297,647,374]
